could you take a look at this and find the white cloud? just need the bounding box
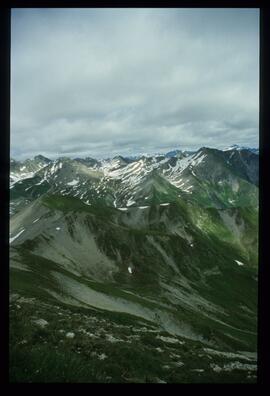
[11,8,259,159]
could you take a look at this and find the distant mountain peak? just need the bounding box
[34,154,51,163]
[165,149,182,158]
[223,144,259,154]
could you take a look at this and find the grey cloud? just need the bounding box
[11,8,259,160]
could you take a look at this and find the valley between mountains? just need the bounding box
[9,146,258,383]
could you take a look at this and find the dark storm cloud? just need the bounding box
[11,8,259,160]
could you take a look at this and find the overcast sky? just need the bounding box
[11,8,259,160]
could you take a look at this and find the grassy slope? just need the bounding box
[9,292,257,383]
[10,192,258,382]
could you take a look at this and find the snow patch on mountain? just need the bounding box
[10,229,25,243]
[126,199,136,207]
[10,172,35,187]
[235,260,244,266]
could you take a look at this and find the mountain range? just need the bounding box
[10,146,258,383]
